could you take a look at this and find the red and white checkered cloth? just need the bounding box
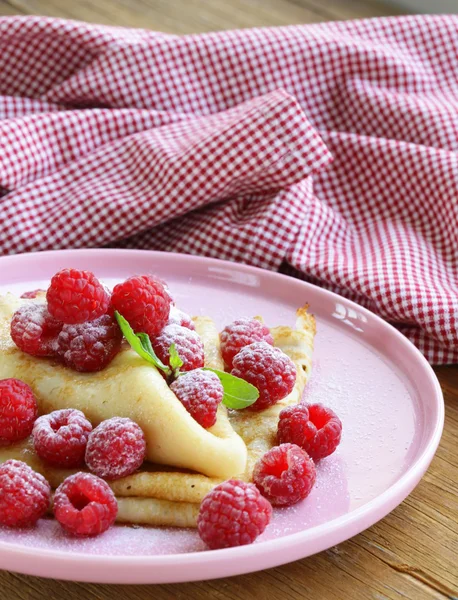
[1,15,458,364]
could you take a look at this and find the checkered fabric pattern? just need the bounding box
[1,16,457,364]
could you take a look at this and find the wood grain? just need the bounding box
[0,1,456,599]
[1,0,405,31]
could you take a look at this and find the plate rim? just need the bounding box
[0,249,445,583]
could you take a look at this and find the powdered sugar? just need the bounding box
[197,480,272,549]
[85,417,146,480]
[231,341,296,410]
[153,324,204,372]
[10,303,62,357]
[253,443,316,507]
[220,317,273,369]
[32,409,92,468]
[0,460,51,528]
[171,370,223,428]
[55,314,122,372]
[168,306,195,330]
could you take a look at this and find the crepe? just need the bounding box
[230,306,316,480]
[0,294,246,480]
[0,295,315,527]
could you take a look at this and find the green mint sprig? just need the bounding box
[115,312,171,376]
[202,368,259,409]
[115,311,258,410]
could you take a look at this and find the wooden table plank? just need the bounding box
[0,1,456,599]
[0,0,25,15]
[2,0,401,31]
[295,0,406,20]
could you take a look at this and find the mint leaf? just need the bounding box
[204,368,259,409]
[137,332,156,358]
[115,311,170,375]
[169,343,184,371]
[115,312,259,406]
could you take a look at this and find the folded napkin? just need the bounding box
[1,15,457,364]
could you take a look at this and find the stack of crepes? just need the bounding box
[0,294,315,528]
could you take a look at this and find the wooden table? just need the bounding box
[0,1,457,598]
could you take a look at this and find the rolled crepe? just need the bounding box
[0,294,247,479]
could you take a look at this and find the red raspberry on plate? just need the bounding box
[85,417,146,480]
[277,404,342,461]
[167,306,195,330]
[153,324,204,372]
[197,479,272,549]
[0,378,38,446]
[155,277,175,305]
[0,460,51,527]
[111,275,171,338]
[53,472,117,536]
[253,443,316,507]
[220,318,273,370]
[46,269,110,325]
[20,289,45,299]
[231,342,296,411]
[55,313,122,372]
[170,370,223,428]
[32,409,92,468]
[10,303,63,357]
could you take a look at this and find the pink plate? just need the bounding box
[0,249,444,583]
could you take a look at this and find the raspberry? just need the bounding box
[20,289,45,299]
[0,379,38,446]
[85,417,146,480]
[155,277,175,305]
[253,443,316,507]
[231,342,296,411]
[277,404,342,461]
[10,303,62,357]
[111,275,171,338]
[55,314,122,372]
[220,318,274,370]
[0,460,51,527]
[46,269,110,325]
[53,472,117,536]
[197,479,272,549]
[152,324,204,372]
[32,409,92,468]
[167,306,195,330]
[170,370,223,428]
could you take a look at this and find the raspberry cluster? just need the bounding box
[197,399,343,549]
[11,269,124,373]
[9,268,218,427]
[220,317,273,370]
[10,269,182,375]
[196,315,343,549]
[0,379,145,535]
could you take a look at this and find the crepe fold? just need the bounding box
[0,296,315,527]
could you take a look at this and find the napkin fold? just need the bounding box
[1,15,457,363]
